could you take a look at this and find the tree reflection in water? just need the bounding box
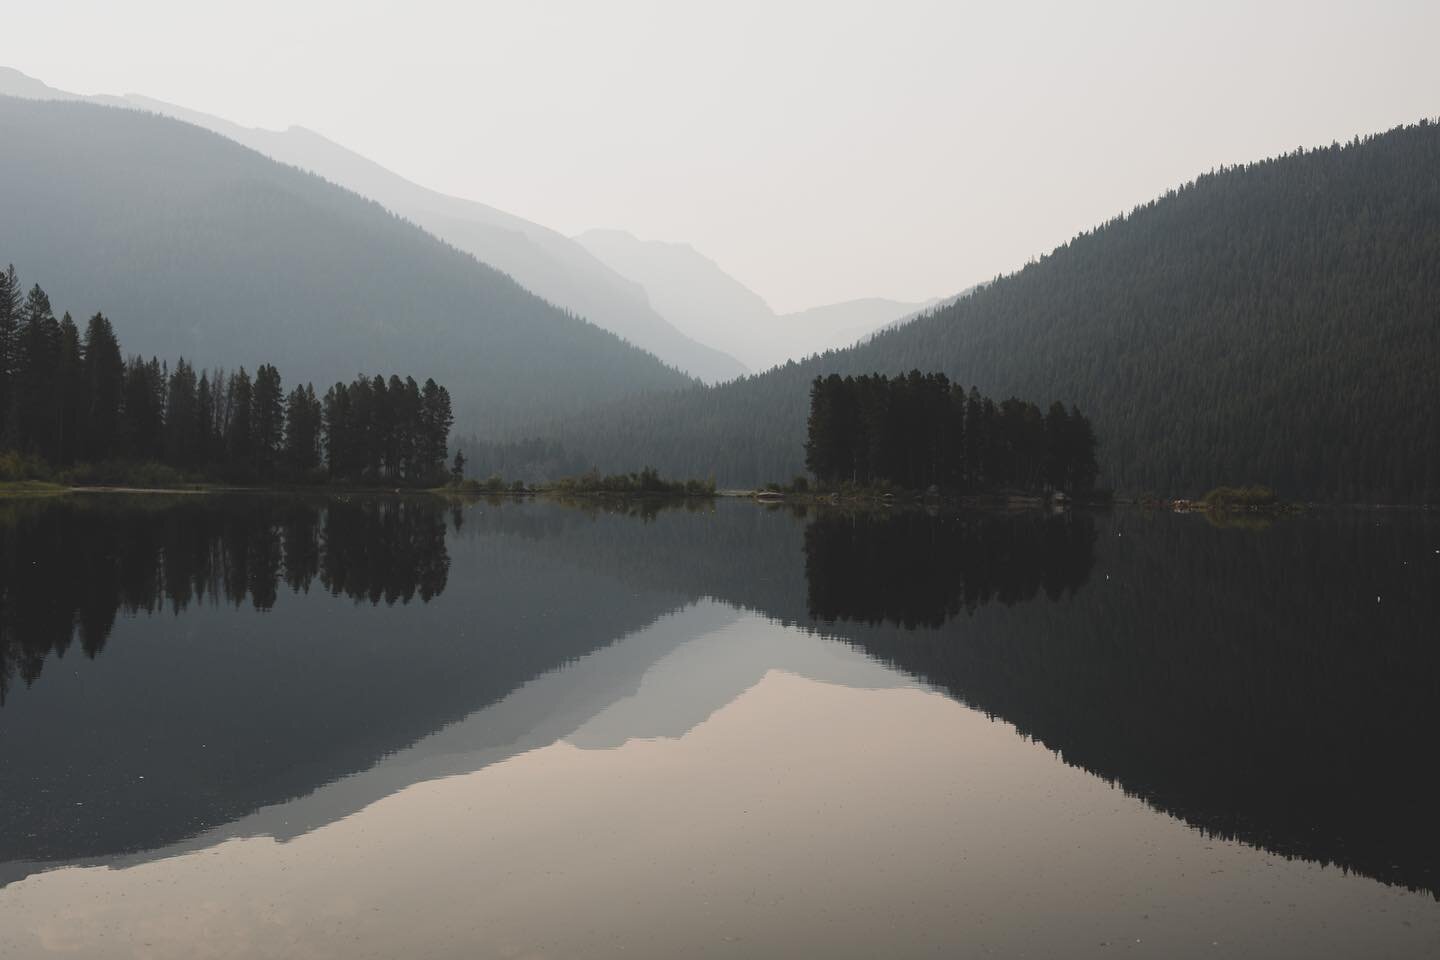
[0,495,449,702]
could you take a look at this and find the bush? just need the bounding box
[60,460,188,488]
[0,451,53,482]
[551,467,716,496]
[1203,485,1279,509]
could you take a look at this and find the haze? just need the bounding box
[3,0,1437,312]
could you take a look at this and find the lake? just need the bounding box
[0,494,1437,958]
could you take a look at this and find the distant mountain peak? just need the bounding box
[0,65,70,98]
[575,228,932,372]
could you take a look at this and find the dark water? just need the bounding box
[0,494,1437,957]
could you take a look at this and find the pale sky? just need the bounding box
[3,0,1437,313]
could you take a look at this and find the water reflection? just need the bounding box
[0,496,449,702]
[0,494,1437,919]
[804,510,1094,626]
[0,495,700,873]
[5,655,1436,960]
[796,508,1440,898]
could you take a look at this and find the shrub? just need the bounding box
[0,451,53,482]
[1202,485,1279,509]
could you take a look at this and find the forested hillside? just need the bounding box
[541,120,1440,501]
[0,97,694,435]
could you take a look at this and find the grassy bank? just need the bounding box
[0,480,72,498]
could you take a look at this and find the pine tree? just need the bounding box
[420,378,453,481]
[804,375,850,485]
[55,314,83,465]
[364,377,383,478]
[195,371,215,466]
[81,313,124,462]
[0,265,19,447]
[251,364,284,480]
[14,285,62,457]
[322,382,353,479]
[283,383,322,475]
[226,368,253,471]
[164,359,199,467]
[1043,402,1071,491]
[120,356,166,460]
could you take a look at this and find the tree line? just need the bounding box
[804,371,1097,493]
[0,265,453,484]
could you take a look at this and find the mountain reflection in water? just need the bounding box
[798,508,1439,898]
[0,494,1436,909]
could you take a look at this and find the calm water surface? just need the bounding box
[0,494,1437,958]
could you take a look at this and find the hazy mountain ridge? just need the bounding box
[547,122,1440,500]
[0,67,748,384]
[0,95,695,435]
[576,229,930,371]
[780,295,947,350]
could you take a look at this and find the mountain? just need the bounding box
[780,296,942,349]
[575,229,928,371]
[0,95,695,435]
[0,66,746,384]
[550,121,1440,501]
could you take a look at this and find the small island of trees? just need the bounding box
[0,265,453,487]
[804,372,1098,495]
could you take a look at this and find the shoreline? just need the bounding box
[0,480,1432,512]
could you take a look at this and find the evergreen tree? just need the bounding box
[283,383,323,475]
[195,371,215,466]
[363,375,386,479]
[384,375,417,479]
[0,265,19,445]
[209,366,231,455]
[252,364,284,480]
[81,313,125,462]
[804,375,855,485]
[120,356,166,460]
[419,378,453,481]
[1065,404,1099,493]
[226,368,253,471]
[322,381,353,479]
[13,284,62,457]
[55,314,84,466]
[164,359,200,467]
